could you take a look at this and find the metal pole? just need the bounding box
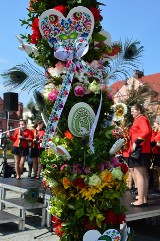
[6,111,9,131]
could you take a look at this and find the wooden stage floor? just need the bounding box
[1,178,160,223]
[123,190,160,222]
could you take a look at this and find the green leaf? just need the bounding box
[98,235,111,241]
[93,33,107,42]
[75,207,84,218]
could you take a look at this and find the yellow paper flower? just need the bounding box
[79,186,102,201]
[100,169,112,183]
[62,177,71,189]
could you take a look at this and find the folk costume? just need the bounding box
[30,128,45,157]
[128,115,151,168]
[9,128,33,156]
[30,127,45,179]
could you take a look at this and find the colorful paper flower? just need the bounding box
[112,103,128,122]
[89,7,102,22]
[74,85,85,97]
[48,88,59,102]
[54,5,67,16]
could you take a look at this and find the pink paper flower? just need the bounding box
[48,88,59,102]
[74,85,85,97]
[90,60,103,70]
[55,61,66,71]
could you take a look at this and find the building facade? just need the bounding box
[0,97,23,132]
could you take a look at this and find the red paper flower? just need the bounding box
[54,5,67,16]
[104,209,118,224]
[117,163,128,174]
[43,180,49,189]
[104,209,126,225]
[72,178,86,188]
[30,18,41,44]
[64,130,73,139]
[84,219,97,230]
[88,7,102,22]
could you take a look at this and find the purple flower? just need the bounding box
[72,164,83,174]
[111,157,120,166]
[97,163,105,172]
[83,166,91,174]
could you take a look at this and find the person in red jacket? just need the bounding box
[129,104,151,207]
[151,121,160,192]
[8,119,33,179]
[30,120,45,179]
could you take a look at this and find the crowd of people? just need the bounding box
[121,103,160,207]
[7,119,45,180]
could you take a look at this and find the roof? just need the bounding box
[138,73,160,94]
[109,80,125,95]
[109,73,160,98]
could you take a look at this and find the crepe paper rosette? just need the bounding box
[68,102,95,137]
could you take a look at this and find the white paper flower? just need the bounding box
[112,103,127,122]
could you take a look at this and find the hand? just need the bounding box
[6,131,10,137]
[132,142,137,151]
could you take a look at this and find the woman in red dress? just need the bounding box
[8,119,33,179]
[30,120,45,179]
[129,104,151,207]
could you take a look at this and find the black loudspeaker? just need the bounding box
[3,92,18,111]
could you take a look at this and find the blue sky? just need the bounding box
[0,0,160,107]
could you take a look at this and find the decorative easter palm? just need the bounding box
[1,1,144,240]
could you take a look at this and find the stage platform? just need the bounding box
[1,178,160,224]
[123,190,160,222]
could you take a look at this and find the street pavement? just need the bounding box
[1,160,160,240]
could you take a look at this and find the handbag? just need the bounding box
[130,146,142,160]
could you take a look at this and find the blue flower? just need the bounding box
[61,18,72,30]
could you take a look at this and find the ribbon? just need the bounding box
[89,91,103,153]
[42,38,102,148]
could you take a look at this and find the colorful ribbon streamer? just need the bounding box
[42,38,102,147]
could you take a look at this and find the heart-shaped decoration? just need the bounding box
[39,7,94,48]
[83,229,121,241]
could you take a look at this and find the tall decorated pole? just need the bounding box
[1,1,144,240]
